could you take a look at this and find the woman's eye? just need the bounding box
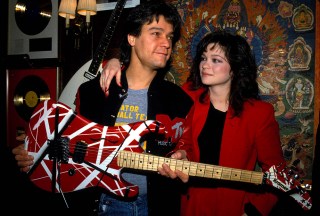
[212,58,222,63]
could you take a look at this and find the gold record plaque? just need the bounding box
[13,75,50,121]
[8,0,58,59]
[15,0,52,36]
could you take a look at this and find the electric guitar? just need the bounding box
[58,0,127,110]
[117,150,313,211]
[25,99,166,198]
[25,99,312,210]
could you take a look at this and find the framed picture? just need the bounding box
[96,0,140,11]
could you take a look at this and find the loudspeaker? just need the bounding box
[6,68,60,148]
[7,0,58,59]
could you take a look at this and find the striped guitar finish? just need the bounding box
[117,150,312,211]
[25,99,166,198]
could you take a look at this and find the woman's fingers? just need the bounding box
[100,58,122,95]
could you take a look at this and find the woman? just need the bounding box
[159,31,286,216]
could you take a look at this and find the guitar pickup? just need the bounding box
[73,141,88,164]
[48,137,70,164]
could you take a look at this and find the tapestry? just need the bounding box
[169,0,316,181]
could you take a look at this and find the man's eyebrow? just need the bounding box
[148,27,164,31]
[148,26,173,33]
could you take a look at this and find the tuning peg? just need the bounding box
[294,174,300,179]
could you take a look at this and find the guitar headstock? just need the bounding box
[264,163,312,211]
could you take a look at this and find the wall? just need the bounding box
[0,0,7,148]
[316,0,320,143]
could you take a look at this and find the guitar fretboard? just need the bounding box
[117,150,263,184]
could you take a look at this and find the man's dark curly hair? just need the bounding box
[120,1,181,69]
[187,30,260,117]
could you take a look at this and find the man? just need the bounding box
[12,1,193,215]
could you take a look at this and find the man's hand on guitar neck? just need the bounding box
[12,134,34,173]
[100,58,122,96]
[157,150,190,183]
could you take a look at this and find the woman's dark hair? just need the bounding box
[120,1,181,68]
[187,30,260,117]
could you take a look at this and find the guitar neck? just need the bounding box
[118,150,264,185]
[86,0,127,79]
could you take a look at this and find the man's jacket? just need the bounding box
[76,70,193,216]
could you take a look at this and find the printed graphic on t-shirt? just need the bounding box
[116,88,148,125]
[117,104,147,123]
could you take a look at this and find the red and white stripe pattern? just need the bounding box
[25,99,166,198]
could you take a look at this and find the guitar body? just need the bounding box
[25,99,166,198]
[58,60,103,110]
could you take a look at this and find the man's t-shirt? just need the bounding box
[115,88,148,195]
